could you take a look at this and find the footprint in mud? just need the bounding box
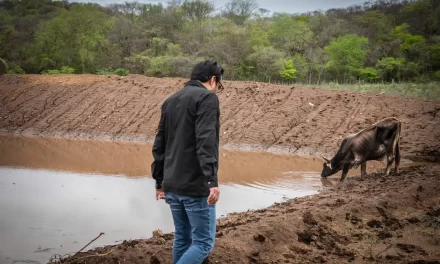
[396,243,427,255]
[320,178,334,187]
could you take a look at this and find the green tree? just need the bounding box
[197,18,250,79]
[358,67,379,83]
[269,13,313,55]
[0,0,64,72]
[279,59,297,81]
[32,4,113,73]
[354,11,394,42]
[401,0,435,36]
[324,34,369,83]
[246,19,271,48]
[221,0,258,25]
[181,0,214,22]
[430,40,440,70]
[291,53,309,82]
[246,46,285,82]
[376,57,405,82]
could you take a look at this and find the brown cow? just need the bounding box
[321,117,401,181]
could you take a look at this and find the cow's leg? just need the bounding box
[385,153,394,176]
[361,162,367,179]
[340,164,350,182]
[394,137,401,175]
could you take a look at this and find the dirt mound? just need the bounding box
[1,74,439,161]
[52,165,440,264]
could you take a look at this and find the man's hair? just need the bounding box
[190,60,224,83]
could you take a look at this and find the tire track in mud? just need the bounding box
[220,88,257,144]
[44,84,97,132]
[31,85,89,131]
[0,75,439,161]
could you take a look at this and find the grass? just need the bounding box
[300,82,440,100]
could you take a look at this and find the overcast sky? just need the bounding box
[70,0,368,14]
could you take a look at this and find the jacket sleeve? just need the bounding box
[195,92,219,188]
[151,104,166,189]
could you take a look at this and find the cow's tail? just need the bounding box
[394,120,401,174]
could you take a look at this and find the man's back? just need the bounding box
[151,60,223,264]
[152,80,220,197]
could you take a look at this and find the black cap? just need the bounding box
[190,60,224,83]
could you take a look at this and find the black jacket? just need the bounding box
[151,80,220,197]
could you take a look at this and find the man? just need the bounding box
[151,60,224,264]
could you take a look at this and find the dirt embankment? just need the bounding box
[0,74,439,161]
[52,165,440,264]
[1,75,440,264]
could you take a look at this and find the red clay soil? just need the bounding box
[0,74,439,161]
[51,165,440,264]
[1,75,439,263]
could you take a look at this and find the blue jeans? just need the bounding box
[165,192,216,264]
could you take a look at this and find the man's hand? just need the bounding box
[156,189,165,200]
[207,187,220,205]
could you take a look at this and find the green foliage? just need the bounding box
[8,66,26,74]
[96,68,115,75]
[0,58,7,74]
[42,66,75,74]
[1,0,439,85]
[324,34,369,81]
[96,68,129,76]
[309,82,440,100]
[221,0,258,25]
[400,34,425,53]
[291,53,309,82]
[376,57,405,81]
[181,0,214,21]
[269,13,313,55]
[32,4,113,73]
[114,68,130,76]
[148,56,174,77]
[355,11,393,41]
[246,20,271,48]
[430,43,440,69]
[246,46,285,81]
[279,59,297,81]
[358,67,379,83]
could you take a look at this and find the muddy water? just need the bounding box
[0,135,410,264]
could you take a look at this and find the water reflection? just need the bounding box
[0,167,318,264]
[0,134,411,263]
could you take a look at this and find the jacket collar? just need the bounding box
[184,80,207,89]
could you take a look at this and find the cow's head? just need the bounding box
[321,156,336,178]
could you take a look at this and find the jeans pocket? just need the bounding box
[164,192,171,204]
[183,196,208,212]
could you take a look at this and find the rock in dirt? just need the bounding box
[303,211,318,226]
[253,233,266,242]
[150,255,160,264]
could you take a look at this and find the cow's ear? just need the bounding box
[327,163,332,170]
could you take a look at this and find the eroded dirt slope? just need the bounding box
[0,74,439,160]
[53,165,440,264]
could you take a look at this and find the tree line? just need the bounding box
[1,0,439,84]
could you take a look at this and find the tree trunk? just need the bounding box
[317,67,324,85]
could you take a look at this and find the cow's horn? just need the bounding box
[321,155,330,163]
